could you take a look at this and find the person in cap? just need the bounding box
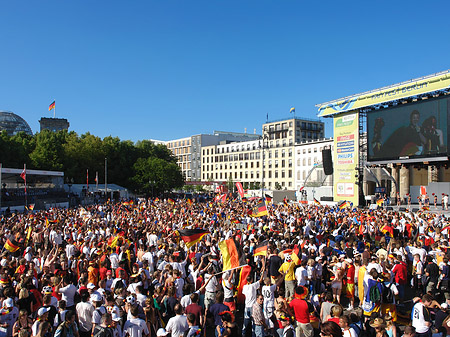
[91,293,107,331]
[279,314,295,337]
[0,297,17,337]
[31,307,51,336]
[110,311,122,337]
[369,317,387,337]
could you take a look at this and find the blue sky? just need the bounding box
[1,1,449,142]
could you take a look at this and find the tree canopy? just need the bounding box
[0,130,184,194]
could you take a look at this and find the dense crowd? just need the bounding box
[0,196,449,337]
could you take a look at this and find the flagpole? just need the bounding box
[213,264,249,277]
[24,163,27,209]
[54,100,56,118]
[96,171,98,192]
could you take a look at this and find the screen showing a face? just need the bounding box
[367,96,449,162]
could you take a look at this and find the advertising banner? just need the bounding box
[334,112,359,205]
[318,71,450,117]
[235,182,245,198]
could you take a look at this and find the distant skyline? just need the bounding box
[1,1,449,142]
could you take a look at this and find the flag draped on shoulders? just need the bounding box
[219,238,246,271]
[177,229,209,249]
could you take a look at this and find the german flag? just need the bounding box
[219,238,246,271]
[168,198,175,205]
[186,199,193,206]
[237,265,251,304]
[48,100,55,111]
[338,201,352,210]
[313,198,321,205]
[4,239,20,253]
[283,197,289,206]
[265,194,272,203]
[253,240,268,256]
[250,201,268,217]
[376,198,384,207]
[178,229,209,249]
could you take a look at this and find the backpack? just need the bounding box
[382,282,394,304]
[369,283,382,304]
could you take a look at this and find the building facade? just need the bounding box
[39,117,70,132]
[166,137,192,179]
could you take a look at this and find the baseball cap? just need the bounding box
[3,298,13,308]
[38,307,50,316]
[156,328,169,336]
[90,293,103,302]
[111,312,121,322]
[87,283,96,289]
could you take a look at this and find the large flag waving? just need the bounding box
[178,229,210,249]
[4,238,20,253]
[250,201,268,217]
[219,238,246,271]
[253,240,269,257]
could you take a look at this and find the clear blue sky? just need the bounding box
[1,1,449,142]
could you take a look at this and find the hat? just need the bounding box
[278,314,291,322]
[42,286,53,294]
[3,298,13,308]
[126,295,136,305]
[442,303,448,310]
[156,328,169,337]
[90,293,103,302]
[111,312,121,322]
[106,270,112,275]
[38,307,51,316]
[369,318,386,329]
[87,283,96,290]
[345,258,352,264]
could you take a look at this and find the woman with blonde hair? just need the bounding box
[13,309,33,337]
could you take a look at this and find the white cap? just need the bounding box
[156,328,169,336]
[3,298,13,308]
[442,303,448,309]
[111,312,121,322]
[38,307,50,316]
[126,295,136,305]
[87,283,96,289]
[90,293,103,302]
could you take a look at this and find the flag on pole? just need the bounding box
[48,101,55,111]
[313,198,321,205]
[237,265,252,304]
[253,240,269,256]
[376,198,384,207]
[20,165,27,195]
[186,199,193,206]
[178,229,210,249]
[250,201,268,217]
[86,169,89,191]
[25,226,32,245]
[168,198,175,205]
[219,238,246,271]
[4,238,20,252]
[289,107,295,113]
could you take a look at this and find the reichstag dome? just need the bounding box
[0,111,33,136]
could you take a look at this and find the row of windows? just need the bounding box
[297,146,331,154]
[167,139,191,148]
[203,161,261,171]
[202,170,293,180]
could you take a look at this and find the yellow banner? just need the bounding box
[318,71,450,117]
[333,112,359,205]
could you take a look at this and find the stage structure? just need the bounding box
[316,70,450,206]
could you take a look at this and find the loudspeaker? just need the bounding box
[321,196,333,201]
[412,208,419,212]
[399,207,406,212]
[322,148,333,175]
[386,206,393,211]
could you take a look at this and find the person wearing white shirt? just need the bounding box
[123,305,149,337]
[295,262,308,286]
[242,269,265,337]
[165,304,188,337]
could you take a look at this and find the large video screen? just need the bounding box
[367,95,449,162]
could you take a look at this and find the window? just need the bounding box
[275,160,278,168]
[275,171,278,178]
[275,150,278,158]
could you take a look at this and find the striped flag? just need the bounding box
[376,198,384,207]
[289,107,295,113]
[250,201,268,217]
[186,199,193,206]
[253,240,269,257]
[339,201,352,210]
[4,239,20,253]
[219,238,246,271]
[168,198,175,205]
[48,100,55,111]
[313,198,321,205]
[178,229,210,249]
[236,265,252,304]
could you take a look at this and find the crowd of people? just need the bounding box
[0,196,449,337]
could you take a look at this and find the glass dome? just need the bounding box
[0,111,33,136]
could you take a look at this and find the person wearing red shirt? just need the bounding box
[344,259,355,310]
[392,254,407,301]
[288,286,314,337]
[99,260,108,281]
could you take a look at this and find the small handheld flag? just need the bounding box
[49,101,55,111]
